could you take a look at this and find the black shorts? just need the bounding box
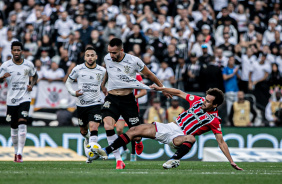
[6,101,30,127]
[77,105,102,127]
[102,93,140,128]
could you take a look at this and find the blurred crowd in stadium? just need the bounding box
[0,0,281,127]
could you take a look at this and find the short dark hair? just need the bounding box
[109,38,123,48]
[206,88,224,106]
[85,46,96,54]
[11,41,23,50]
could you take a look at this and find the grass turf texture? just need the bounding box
[0,161,281,184]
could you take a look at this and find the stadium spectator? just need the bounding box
[43,59,65,83]
[268,63,282,89]
[166,96,184,123]
[34,59,45,81]
[37,12,55,43]
[222,56,240,115]
[218,33,235,58]
[186,53,201,92]
[88,30,105,65]
[91,11,107,35]
[78,16,93,47]
[23,32,38,58]
[149,30,167,62]
[0,19,7,41]
[0,29,18,63]
[229,91,257,127]
[265,91,282,126]
[191,33,213,57]
[64,32,83,64]
[143,53,159,76]
[215,48,228,69]
[235,4,248,35]
[198,44,212,65]
[124,23,147,53]
[174,56,188,91]
[36,35,55,59]
[163,44,179,71]
[143,98,165,124]
[263,18,279,46]
[39,51,51,70]
[200,56,224,92]
[240,23,257,49]
[54,11,75,51]
[156,61,175,88]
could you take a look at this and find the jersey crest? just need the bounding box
[96,73,102,81]
[124,66,130,74]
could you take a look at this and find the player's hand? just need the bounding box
[231,162,243,170]
[75,90,83,97]
[27,85,33,91]
[149,84,161,91]
[1,73,11,79]
[162,91,172,98]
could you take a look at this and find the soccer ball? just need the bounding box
[85,142,101,161]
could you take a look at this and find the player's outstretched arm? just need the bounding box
[215,133,243,171]
[150,84,187,100]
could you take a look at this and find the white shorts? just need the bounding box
[154,122,184,148]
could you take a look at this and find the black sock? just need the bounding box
[131,141,135,154]
[123,144,127,151]
[105,129,115,136]
[171,141,194,160]
[105,133,131,154]
[90,130,98,136]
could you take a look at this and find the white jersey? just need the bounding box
[0,59,36,106]
[68,63,106,107]
[104,53,150,91]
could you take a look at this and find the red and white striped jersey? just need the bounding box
[176,94,222,136]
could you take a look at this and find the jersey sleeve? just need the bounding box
[68,66,78,80]
[185,94,202,105]
[209,118,222,134]
[29,62,36,76]
[135,57,145,72]
[0,64,6,77]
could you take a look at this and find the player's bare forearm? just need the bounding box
[141,66,163,87]
[135,89,147,99]
[101,72,108,88]
[30,73,38,87]
[150,84,187,100]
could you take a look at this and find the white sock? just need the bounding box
[17,124,27,155]
[89,135,98,143]
[107,134,122,161]
[11,128,18,154]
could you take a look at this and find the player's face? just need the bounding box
[11,46,22,62]
[108,45,123,62]
[202,95,217,111]
[84,50,97,66]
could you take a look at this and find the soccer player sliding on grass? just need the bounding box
[95,85,243,170]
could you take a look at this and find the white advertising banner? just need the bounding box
[0,82,8,116]
[203,148,282,162]
[35,81,77,108]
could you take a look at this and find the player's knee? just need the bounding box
[103,117,115,130]
[127,126,138,137]
[184,135,196,143]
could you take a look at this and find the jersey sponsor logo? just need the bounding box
[117,75,136,83]
[103,101,111,108]
[6,114,11,122]
[129,117,139,125]
[189,95,194,101]
[11,97,23,104]
[96,73,102,81]
[80,99,85,105]
[124,66,130,74]
[21,111,28,117]
[94,114,102,121]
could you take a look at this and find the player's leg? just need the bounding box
[163,135,196,169]
[116,117,130,160]
[7,105,19,162]
[16,102,30,163]
[102,96,124,169]
[88,105,102,143]
[121,97,143,155]
[98,124,156,157]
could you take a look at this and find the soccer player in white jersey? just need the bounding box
[65,47,106,163]
[0,41,38,163]
[101,38,170,169]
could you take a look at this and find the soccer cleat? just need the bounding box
[86,157,92,164]
[116,160,126,169]
[121,149,130,161]
[13,154,17,162]
[93,148,108,160]
[162,159,180,169]
[135,141,144,155]
[130,154,137,162]
[16,154,23,163]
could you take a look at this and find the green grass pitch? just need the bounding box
[0,161,281,184]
